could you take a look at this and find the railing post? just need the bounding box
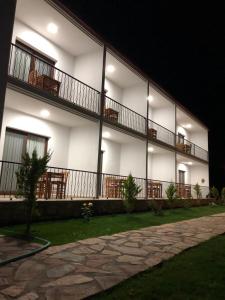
[145,82,150,200]
[0,1,17,139]
[96,45,106,198]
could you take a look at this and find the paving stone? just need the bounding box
[0,294,7,300]
[71,246,95,255]
[1,285,25,298]
[109,244,148,256]
[116,255,144,264]
[52,252,85,263]
[17,292,39,300]
[102,250,120,256]
[124,242,139,247]
[47,264,76,278]
[79,238,105,245]
[95,274,127,290]
[0,278,9,287]
[14,260,46,281]
[89,244,105,251]
[42,274,93,287]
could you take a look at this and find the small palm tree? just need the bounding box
[193,183,202,199]
[16,150,51,235]
[121,174,142,213]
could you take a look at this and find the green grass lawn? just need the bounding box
[1,205,225,245]
[90,234,225,300]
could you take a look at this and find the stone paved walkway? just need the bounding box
[0,236,41,264]
[1,213,225,300]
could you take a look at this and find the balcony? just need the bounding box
[0,161,209,201]
[176,135,208,161]
[8,43,101,115]
[148,119,175,146]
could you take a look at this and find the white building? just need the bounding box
[0,0,209,200]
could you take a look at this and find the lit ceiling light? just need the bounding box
[182,123,192,129]
[102,131,111,139]
[147,95,153,102]
[47,23,58,34]
[148,147,154,152]
[40,109,50,118]
[106,65,115,73]
[187,161,193,165]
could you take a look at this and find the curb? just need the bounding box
[0,231,51,267]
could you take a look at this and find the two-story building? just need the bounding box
[0,0,209,200]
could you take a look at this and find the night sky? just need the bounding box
[60,0,225,189]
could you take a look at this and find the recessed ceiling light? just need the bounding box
[47,23,58,34]
[106,65,115,73]
[148,147,154,152]
[40,109,50,118]
[102,131,111,139]
[187,161,193,165]
[147,95,153,102]
[182,123,192,129]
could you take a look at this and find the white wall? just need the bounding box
[12,19,75,75]
[177,163,191,184]
[67,124,99,172]
[190,165,209,186]
[190,130,208,151]
[101,139,121,174]
[0,108,70,168]
[120,142,146,178]
[122,84,147,116]
[152,105,175,132]
[149,152,175,182]
[73,50,103,91]
[105,78,123,101]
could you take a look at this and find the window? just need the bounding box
[14,40,55,81]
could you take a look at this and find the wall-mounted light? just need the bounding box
[102,131,111,139]
[106,65,115,73]
[40,109,50,118]
[147,95,153,102]
[47,23,58,34]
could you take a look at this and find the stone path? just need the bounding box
[0,236,41,264]
[1,213,225,300]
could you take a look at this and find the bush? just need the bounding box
[221,187,225,204]
[81,202,94,221]
[121,174,142,213]
[16,150,51,235]
[166,183,177,206]
[210,186,220,201]
[193,183,202,199]
[149,200,164,216]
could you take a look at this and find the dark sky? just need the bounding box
[60,0,225,189]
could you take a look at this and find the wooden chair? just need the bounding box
[50,171,69,199]
[28,70,38,86]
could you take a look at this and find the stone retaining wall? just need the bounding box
[0,198,213,226]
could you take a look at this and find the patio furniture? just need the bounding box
[148,128,157,139]
[105,177,125,198]
[176,184,191,198]
[147,180,162,198]
[103,108,119,122]
[37,171,69,199]
[176,143,192,154]
[28,70,60,96]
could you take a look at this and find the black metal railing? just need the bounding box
[104,96,146,135]
[8,43,101,114]
[176,136,208,161]
[148,119,175,146]
[0,161,209,200]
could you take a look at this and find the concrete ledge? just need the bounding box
[0,198,212,226]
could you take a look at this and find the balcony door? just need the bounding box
[179,170,185,184]
[0,129,47,193]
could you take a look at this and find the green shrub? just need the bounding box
[121,174,142,213]
[81,202,94,221]
[16,150,51,235]
[193,183,202,199]
[166,183,177,206]
[210,186,220,201]
[149,200,164,216]
[221,187,225,204]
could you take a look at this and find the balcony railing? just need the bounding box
[176,136,208,161]
[104,96,146,135]
[0,161,209,200]
[8,43,101,114]
[148,119,175,146]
